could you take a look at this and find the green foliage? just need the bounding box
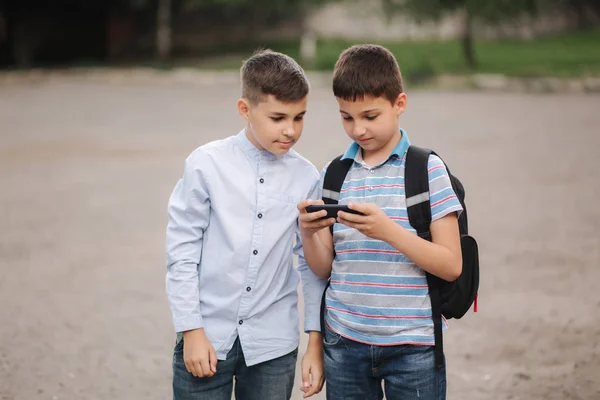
[180,0,336,14]
[381,0,555,68]
[383,0,547,22]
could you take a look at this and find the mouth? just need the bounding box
[276,140,294,147]
[358,138,372,143]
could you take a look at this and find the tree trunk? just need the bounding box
[461,8,476,70]
[156,0,171,61]
[574,0,590,30]
[299,4,316,69]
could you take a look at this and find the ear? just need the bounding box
[394,93,407,116]
[238,98,251,120]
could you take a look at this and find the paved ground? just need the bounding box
[0,72,599,400]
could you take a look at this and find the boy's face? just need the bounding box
[337,94,407,157]
[238,95,307,155]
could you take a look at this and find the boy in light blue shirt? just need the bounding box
[166,50,326,400]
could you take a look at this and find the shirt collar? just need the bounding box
[341,128,411,164]
[235,129,279,161]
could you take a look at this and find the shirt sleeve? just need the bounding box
[294,169,328,332]
[165,151,211,333]
[427,155,463,222]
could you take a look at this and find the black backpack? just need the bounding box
[320,145,479,368]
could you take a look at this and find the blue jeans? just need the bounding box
[173,336,298,400]
[323,323,446,400]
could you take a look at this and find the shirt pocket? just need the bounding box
[265,192,297,204]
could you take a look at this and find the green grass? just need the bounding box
[189,28,600,79]
[21,28,597,79]
[473,29,600,77]
[313,29,600,78]
[313,38,466,82]
[175,39,303,70]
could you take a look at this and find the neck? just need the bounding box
[361,130,402,165]
[245,124,264,150]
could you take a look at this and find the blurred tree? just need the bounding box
[157,0,171,60]
[57,0,340,62]
[560,0,600,29]
[178,0,338,65]
[382,0,547,69]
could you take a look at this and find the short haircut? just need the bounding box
[333,44,404,104]
[241,49,309,104]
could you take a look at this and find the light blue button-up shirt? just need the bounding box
[166,130,327,366]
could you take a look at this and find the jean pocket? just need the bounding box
[174,333,184,353]
[323,323,343,347]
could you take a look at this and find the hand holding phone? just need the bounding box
[305,204,364,220]
[297,200,337,236]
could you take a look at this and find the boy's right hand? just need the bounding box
[298,200,336,236]
[182,328,218,378]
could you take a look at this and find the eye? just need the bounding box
[294,115,304,121]
[342,116,353,121]
[270,117,284,122]
[365,115,378,121]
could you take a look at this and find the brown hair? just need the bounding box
[241,49,309,104]
[333,44,403,104]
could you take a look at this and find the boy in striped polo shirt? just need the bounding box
[297,44,463,400]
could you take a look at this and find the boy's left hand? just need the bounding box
[300,337,324,398]
[337,203,395,241]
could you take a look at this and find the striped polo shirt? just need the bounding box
[323,129,463,346]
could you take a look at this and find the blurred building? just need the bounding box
[0,0,596,68]
[0,0,136,67]
[307,0,587,41]
[0,0,302,67]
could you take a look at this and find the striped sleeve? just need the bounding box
[427,155,463,222]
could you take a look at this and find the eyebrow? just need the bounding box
[360,109,379,115]
[271,111,306,117]
[340,109,379,115]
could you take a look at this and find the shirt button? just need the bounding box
[259,178,264,183]
[370,169,375,174]
[239,320,244,325]
[253,250,258,255]
[246,287,251,292]
[258,213,263,219]
[369,187,374,191]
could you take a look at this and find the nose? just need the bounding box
[283,126,295,138]
[353,123,367,138]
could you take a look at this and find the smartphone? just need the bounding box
[305,204,364,219]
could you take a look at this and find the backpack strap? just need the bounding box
[319,155,353,334]
[322,155,353,205]
[405,146,433,239]
[405,145,445,369]
[322,155,354,236]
